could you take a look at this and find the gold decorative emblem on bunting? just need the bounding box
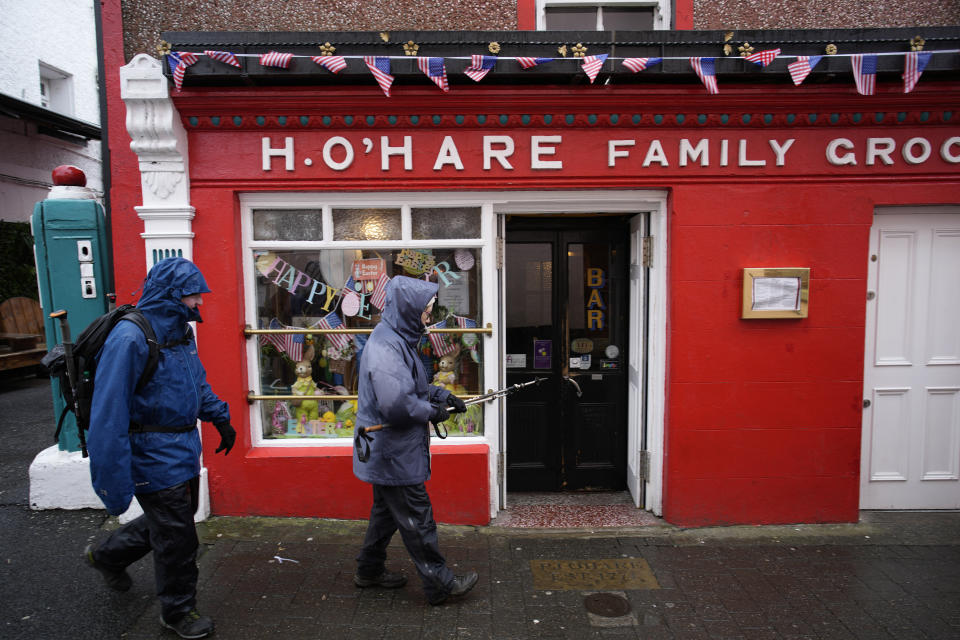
[723,32,734,56]
[572,43,588,58]
[910,36,925,51]
[488,42,501,54]
[156,40,172,56]
[825,43,837,55]
[403,40,419,56]
[738,42,755,57]
[557,44,568,57]
[379,32,390,42]
[318,42,336,56]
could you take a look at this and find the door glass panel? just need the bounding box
[567,242,613,369]
[505,243,553,368]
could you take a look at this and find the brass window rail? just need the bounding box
[244,323,493,336]
[247,392,485,403]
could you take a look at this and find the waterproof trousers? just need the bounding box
[93,476,200,621]
[356,483,455,601]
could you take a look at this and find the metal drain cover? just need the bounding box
[583,592,631,618]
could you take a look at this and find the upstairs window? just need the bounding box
[538,1,669,30]
[38,62,74,116]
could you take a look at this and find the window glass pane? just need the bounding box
[332,208,401,241]
[545,7,597,30]
[252,246,485,439]
[602,7,655,30]
[411,207,482,240]
[505,243,553,364]
[252,209,323,241]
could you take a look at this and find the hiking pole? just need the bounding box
[355,377,546,462]
[49,310,87,457]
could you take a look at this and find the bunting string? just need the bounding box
[165,49,960,95]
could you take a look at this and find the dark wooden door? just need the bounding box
[505,217,629,491]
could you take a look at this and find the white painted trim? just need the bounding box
[493,190,668,518]
[238,193,496,456]
[536,0,670,30]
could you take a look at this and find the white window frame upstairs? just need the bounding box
[536,0,670,31]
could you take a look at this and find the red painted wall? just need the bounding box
[663,180,960,525]
[100,1,960,526]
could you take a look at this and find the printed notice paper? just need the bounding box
[752,277,800,311]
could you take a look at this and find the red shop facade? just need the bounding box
[103,28,960,526]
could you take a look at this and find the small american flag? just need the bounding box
[903,51,932,94]
[314,312,352,351]
[580,54,608,84]
[370,272,390,311]
[260,51,293,69]
[787,55,822,86]
[287,332,304,362]
[516,57,552,69]
[204,50,241,68]
[464,55,497,82]
[690,57,719,94]
[311,55,347,74]
[418,57,449,92]
[258,319,303,361]
[364,56,394,97]
[167,52,199,91]
[851,54,877,96]
[622,57,661,73]
[454,316,477,329]
[744,48,781,68]
[427,319,457,357]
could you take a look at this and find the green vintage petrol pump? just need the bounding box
[31,166,112,452]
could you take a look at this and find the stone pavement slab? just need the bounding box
[110,515,960,640]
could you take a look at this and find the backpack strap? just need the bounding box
[118,311,160,392]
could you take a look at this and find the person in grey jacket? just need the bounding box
[352,275,478,605]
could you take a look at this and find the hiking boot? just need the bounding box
[160,610,214,639]
[84,544,132,592]
[354,569,408,588]
[429,571,479,606]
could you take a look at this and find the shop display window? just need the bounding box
[246,205,486,442]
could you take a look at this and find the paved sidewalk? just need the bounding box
[112,512,960,640]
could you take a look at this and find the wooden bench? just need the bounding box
[0,297,46,372]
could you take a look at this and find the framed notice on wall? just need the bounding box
[742,268,810,319]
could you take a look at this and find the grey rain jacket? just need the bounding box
[87,258,230,515]
[353,276,452,486]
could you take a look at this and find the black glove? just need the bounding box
[447,394,467,414]
[429,405,450,425]
[213,422,236,455]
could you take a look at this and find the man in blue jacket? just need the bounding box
[83,257,235,640]
[353,275,478,605]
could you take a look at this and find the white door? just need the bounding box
[626,214,647,507]
[861,209,960,509]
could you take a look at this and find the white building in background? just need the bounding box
[0,0,102,222]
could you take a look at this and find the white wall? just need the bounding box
[0,0,102,222]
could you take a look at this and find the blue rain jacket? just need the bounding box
[353,276,451,486]
[88,258,230,515]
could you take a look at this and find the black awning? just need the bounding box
[160,27,960,89]
[0,93,101,142]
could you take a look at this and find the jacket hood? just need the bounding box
[381,276,438,346]
[137,258,211,341]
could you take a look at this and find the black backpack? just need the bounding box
[42,305,160,458]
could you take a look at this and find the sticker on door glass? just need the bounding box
[506,353,527,368]
[534,340,552,369]
[579,354,592,370]
[571,338,593,354]
[605,344,619,359]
